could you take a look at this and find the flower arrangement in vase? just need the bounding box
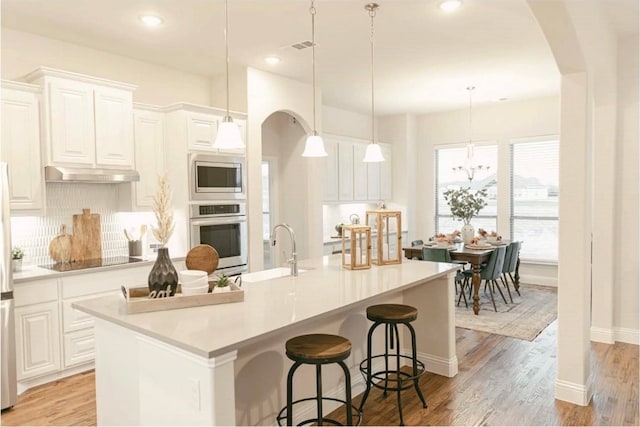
[12,246,24,272]
[148,172,178,298]
[443,187,488,243]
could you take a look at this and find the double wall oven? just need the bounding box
[189,154,248,275]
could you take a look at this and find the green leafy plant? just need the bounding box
[443,187,488,224]
[215,273,230,288]
[11,247,24,260]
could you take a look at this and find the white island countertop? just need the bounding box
[73,255,458,359]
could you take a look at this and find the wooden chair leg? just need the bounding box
[493,280,508,304]
[486,280,498,312]
[508,272,521,296]
[500,275,513,303]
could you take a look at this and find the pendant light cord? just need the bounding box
[225,0,230,116]
[369,4,377,145]
[467,85,475,149]
[310,0,317,134]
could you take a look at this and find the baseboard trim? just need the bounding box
[590,326,615,344]
[554,375,594,406]
[417,351,458,377]
[614,327,640,345]
[519,274,557,287]
[17,362,94,395]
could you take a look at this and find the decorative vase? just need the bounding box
[148,247,178,298]
[461,222,475,244]
[12,259,22,273]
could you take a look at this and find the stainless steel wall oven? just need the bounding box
[189,202,248,275]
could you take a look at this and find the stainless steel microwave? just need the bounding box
[189,153,246,201]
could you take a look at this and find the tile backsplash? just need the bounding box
[11,183,155,266]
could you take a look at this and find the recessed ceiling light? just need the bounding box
[439,0,462,12]
[139,15,164,27]
[264,56,281,65]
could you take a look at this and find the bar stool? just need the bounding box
[358,304,427,426]
[276,333,361,426]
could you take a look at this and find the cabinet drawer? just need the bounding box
[14,279,58,307]
[63,329,95,368]
[62,291,118,332]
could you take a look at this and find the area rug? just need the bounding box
[455,283,557,341]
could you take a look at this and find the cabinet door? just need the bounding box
[0,88,43,212]
[187,112,218,152]
[15,302,61,380]
[94,86,134,167]
[379,144,392,200]
[323,138,339,201]
[353,143,368,201]
[338,141,354,201]
[48,79,95,165]
[133,110,165,207]
[63,329,95,368]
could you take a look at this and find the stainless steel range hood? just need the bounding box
[45,166,140,183]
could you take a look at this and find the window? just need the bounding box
[435,144,497,233]
[510,139,559,262]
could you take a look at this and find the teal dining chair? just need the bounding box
[500,241,522,301]
[461,245,508,312]
[411,239,424,247]
[422,247,468,307]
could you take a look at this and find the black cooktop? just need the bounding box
[40,256,145,272]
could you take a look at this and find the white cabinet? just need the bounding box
[187,112,218,151]
[323,138,339,201]
[132,108,165,208]
[14,279,60,381]
[323,134,393,203]
[24,67,136,169]
[0,81,44,213]
[367,143,392,201]
[338,141,354,201]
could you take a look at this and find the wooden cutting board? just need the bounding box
[49,224,72,263]
[185,244,219,275]
[70,208,102,262]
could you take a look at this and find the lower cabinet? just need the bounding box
[15,301,61,381]
[63,329,95,368]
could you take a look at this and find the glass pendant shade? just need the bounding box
[363,142,384,162]
[213,116,244,149]
[302,133,328,157]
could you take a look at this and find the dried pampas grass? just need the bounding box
[151,172,175,247]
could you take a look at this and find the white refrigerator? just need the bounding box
[1,162,17,410]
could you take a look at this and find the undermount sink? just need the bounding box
[241,267,309,283]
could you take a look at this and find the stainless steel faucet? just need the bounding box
[270,223,298,277]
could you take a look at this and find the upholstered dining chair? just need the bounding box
[461,245,508,312]
[422,247,467,307]
[411,239,424,247]
[500,241,522,301]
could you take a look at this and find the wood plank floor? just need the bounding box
[1,321,637,426]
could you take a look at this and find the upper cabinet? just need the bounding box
[24,67,136,169]
[131,107,165,208]
[0,81,44,213]
[323,134,393,203]
[165,104,246,155]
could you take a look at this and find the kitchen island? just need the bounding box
[73,255,459,426]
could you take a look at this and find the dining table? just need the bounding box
[402,241,520,315]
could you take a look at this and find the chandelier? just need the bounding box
[452,86,489,182]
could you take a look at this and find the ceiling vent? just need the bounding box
[291,40,313,50]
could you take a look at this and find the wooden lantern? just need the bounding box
[341,224,372,270]
[366,209,402,265]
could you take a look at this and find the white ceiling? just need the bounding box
[1,0,637,115]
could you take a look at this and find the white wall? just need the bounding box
[614,34,639,336]
[2,28,212,106]
[322,105,372,140]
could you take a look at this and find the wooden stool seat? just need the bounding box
[286,334,351,364]
[366,304,418,323]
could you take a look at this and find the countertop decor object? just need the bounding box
[48,224,72,263]
[148,172,178,298]
[122,283,243,314]
[185,244,219,275]
[366,209,402,265]
[12,246,24,272]
[70,209,102,262]
[341,224,371,270]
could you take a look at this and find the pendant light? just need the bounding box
[452,86,489,181]
[213,0,244,150]
[363,3,384,163]
[302,0,328,157]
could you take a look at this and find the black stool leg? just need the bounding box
[358,321,379,412]
[384,323,391,396]
[393,323,404,426]
[286,361,303,426]
[407,323,427,408]
[316,364,323,425]
[338,360,354,426]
